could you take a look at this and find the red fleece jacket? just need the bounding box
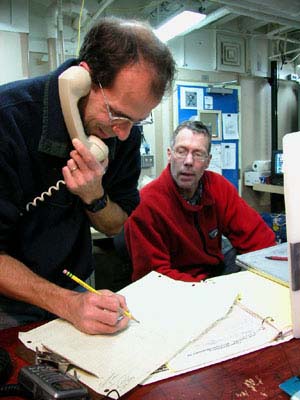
[125,166,276,282]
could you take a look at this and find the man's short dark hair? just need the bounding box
[79,17,176,100]
[171,120,212,153]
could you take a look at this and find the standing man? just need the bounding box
[0,17,175,333]
[125,120,276,282]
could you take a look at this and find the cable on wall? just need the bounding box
[76,0,85,56]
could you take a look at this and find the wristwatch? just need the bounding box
[84,191,108,213]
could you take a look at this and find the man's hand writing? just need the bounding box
[66,290,129,335]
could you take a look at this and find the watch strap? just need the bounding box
[84,191,108,213]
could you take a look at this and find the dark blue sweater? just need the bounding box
[0,58,141,289]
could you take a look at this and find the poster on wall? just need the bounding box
[208,143,222,174]
[222,113,239,139]
[180,87,204,109]
[204,96,213,110]
[222,143,236,169]
[198,110,222,140]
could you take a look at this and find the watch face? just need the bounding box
[85,193,107,212]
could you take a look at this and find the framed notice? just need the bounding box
[180,86,204,109]
[198,110,222,140]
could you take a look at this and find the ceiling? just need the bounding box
[31,0,300,65]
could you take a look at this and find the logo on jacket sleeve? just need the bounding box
[209,228,218,239]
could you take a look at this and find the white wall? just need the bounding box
[0,31,28,84]
[278,81,299,143]
[0,0,28,33]
[0,0,29,84]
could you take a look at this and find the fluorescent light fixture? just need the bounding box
[154,11,206,43]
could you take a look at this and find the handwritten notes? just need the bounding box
[143,271,292,384]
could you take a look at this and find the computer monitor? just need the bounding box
[271,150,283,185]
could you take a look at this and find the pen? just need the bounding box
[62,269,139,323]
[265,256,288,261]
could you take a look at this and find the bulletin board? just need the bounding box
[175,82,240,190]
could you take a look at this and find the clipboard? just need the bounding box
[236,243,288,287]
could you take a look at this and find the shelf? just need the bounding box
[252,184,284,195]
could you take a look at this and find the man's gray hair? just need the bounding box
[171,120,212,153]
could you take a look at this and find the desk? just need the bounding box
[1,322,299,399]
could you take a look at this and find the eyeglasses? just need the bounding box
[98,82,153,127]
[172,148,209,162]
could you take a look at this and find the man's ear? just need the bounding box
[167,147,172,163]
[79,61,90,72]
[204,154,212,169]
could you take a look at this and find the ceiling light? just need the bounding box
[154,11,206,43]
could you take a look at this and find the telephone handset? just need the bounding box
[58,66,108,161]
[25,67,108,212]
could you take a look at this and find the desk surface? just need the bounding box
[253,183,284,195]
[1,322,298,399]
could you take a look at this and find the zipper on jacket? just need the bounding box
[193,213,222,263]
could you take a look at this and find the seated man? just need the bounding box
[124,120,276,282]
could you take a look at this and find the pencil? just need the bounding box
[265,256,288,261]
[63,269,139,323]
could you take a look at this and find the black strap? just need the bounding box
[0,348,12,385]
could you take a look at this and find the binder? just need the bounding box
[144,270,292,384]
[19,271,292,393]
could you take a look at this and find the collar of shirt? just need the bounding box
[38,58,78,158]
[183,182,203,205]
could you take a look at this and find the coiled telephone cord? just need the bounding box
[25,180,66,212]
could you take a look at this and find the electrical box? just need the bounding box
[244,171,270,186]
[287,74,299,81]
[141,154,154,169]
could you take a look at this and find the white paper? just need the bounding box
[204,95,213,110]
[208,143,222,174]
[222,142,236,169]
[143,271,292,385]
[19,272,237,398]
[144,306,291,385]
[222,113,239,139]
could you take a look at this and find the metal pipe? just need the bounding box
[57,0,64,64]
[86,0,115,30]
[269,47,300,60]
[210,0,300,26]
[225,5,300,29]
[47,38,58,70]
[269,60,279,212]
[270,60,278,151]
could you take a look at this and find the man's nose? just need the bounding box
[183,152,194,164]
[112,124,132,141]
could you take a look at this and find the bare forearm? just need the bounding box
[0,254,75,319]
[0,254,129,334]
[87,196,128,236]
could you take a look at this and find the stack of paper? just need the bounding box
[19,271,292,397]
[144,271,292,384]
[19,272,238,397]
